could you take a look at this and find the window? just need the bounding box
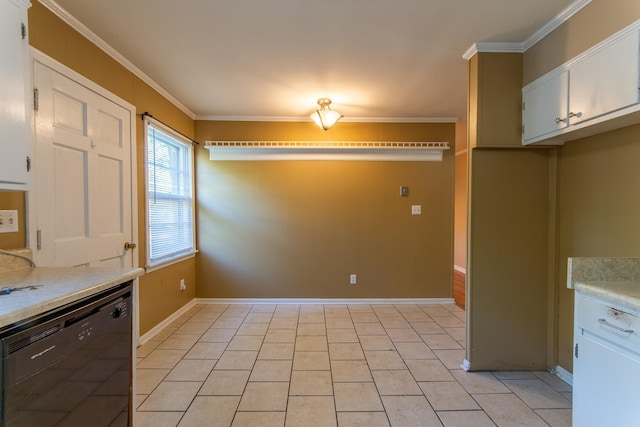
[144,117,195,269]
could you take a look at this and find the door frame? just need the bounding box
[27,47,140,339]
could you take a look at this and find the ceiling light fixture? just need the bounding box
[310,98,343,131]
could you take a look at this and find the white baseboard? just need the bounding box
[461,359,472,371]
[139,299,198,345]
[552,365,573,386]
[194,297,455,305]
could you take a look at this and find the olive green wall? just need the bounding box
[523,0,640,372]
[195,121,455,299]
[23,1,196,335]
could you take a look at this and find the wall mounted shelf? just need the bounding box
[204,141,449,161]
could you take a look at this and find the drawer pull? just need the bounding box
[598,319,634,334]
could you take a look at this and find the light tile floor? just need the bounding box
[135,303,572,426]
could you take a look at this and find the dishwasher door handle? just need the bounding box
[598,318,634,334]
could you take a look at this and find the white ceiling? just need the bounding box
[47,0,583,122]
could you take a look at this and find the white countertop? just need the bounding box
[0,266,144,329]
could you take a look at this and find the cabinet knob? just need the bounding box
[555,117,567,124]
[568,112,582,119]
[124,242,137,250]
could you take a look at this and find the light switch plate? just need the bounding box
[0,210,19,233]
[400,186,409,197]
[411,205,422,215]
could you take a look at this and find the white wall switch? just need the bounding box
[350,274,357,285]
[411,205,422,215]
[0,210,19,233]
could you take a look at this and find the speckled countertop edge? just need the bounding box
[0,266,144,329]
[568,257,640,311]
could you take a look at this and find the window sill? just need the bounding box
[145,250,198,273]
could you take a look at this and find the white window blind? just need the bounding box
[145,118,195,268]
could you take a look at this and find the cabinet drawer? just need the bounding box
[575,292,640,354]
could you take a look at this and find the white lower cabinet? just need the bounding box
[573,292,640,426]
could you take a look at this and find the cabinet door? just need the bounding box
[0,0,30,189]
[569,31,640,125]
[573,333,640,427]
[522,70,568,144]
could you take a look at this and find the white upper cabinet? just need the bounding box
[0,0,32,190]
[523,21,640,145]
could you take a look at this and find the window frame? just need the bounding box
[143,116,196,271]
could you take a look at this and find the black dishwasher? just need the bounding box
[0,281,132,427]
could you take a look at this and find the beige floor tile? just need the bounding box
[419,306,451,316]
[433,349,465,369]
[269,318,299,330]
[347,304,373,312]
[136,340,161,358]
[535,408,572,427]
[299,313,325,323]
[238,382,289,411]
[386,328,422,343]
[451,371,510,394]
[334,382,384,411]
[265,329,297,342]
[183,342,227,359]
[178,396,240,427]
[379,318,410,329]
[329,343,365,360]
[419,381,480,410]
[250,304,276,312]
[136,394,148,409]
[137,349,189,369]
[135,411,183,427]
[354,322,387,336]
[337,412,390,427]
[432,316,465,328]
[331,360,373,382]
[325,307,350,318]
[136,368,169,394]
[350,312,379,322]
[165,359,216,381]
[286,396,337,427]
[394,342,436,360]
[212,318,244,329]
[190,311,221,323]
[474,393,548,426]
[422,334,463,350]
[175,321,213,335]
[157,334,200,350]
[492,371,537,380]
[381,395,441,427]
[410,321,445,335]
[215,351,258,370]
[293,351,330,370]
[290,371,333,395]
[502,379,572,409]
[297,323,327,335]
[401,312,430,322]
[533,371,573,392]
[274,308,300,318]
[138,381,201,411]
[326,317,354,329]
[232,412,286,427]
[259,343,295,360]
[199,370,250,395]
[405,359,454,382]
[372,370,422,395]
[443,327,466,341]
[245,312,273,323]
[372,306,401,317]
[359,335,395,351]
[249,360,292,382]
[237,322,269,336]
[327,328,359,343]
[295,335,328,351]
[364,350,406,370]
[199,328,236,343]
[227,335,264,351]
[436,410,496,427]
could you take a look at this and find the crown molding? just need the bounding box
[463,0,592,60]
[196,115,459,123]
[37,0,196,119]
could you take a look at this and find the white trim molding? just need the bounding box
[553,365,573,386]
[195,298,456,305]
[462,0,592,60]
[205,141,450,161]
[196,115,459,123]
[139,298,199,345]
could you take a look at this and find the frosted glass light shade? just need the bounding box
[310,98,343,130]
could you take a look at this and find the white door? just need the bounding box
[32,59,136,268]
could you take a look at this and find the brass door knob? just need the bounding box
[124,242,137,250]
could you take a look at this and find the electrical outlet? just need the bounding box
[180,279,186,291]
[350,274,357,285]
[411,205,422,215]
[0,210,19,233]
